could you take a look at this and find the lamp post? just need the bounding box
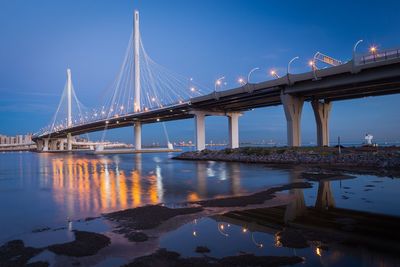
[287,56,299,85]
[247,67,260,84]
[270,70,280,79]
[214,76,225,99]
[237,77,245,86]
[353,39,363,59]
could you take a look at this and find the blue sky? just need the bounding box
[0,0,400,145]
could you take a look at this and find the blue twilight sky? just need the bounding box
[0,0,400,145]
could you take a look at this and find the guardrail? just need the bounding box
[356,48,400,65]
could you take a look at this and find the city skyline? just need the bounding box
[1,0,400,145]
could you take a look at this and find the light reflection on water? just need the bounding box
[0,151,289,241]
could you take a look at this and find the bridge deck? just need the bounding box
[35,55,400,140]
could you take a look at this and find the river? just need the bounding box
[0,151,399,266]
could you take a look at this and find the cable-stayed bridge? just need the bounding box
[33,11,400,152]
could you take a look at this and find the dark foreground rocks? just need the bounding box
[123,248,303,267]
[0,240,44,267]
[106,205,203,230]
[47,230,110,257]
[105,205,203,242]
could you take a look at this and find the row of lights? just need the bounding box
[215,42,380,89]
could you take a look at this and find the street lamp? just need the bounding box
[214,76,225,92]
[369,45,378,61]
[270,70,280,79]
[287,56,299,75]
[214,76,225,99]
[353,39,363,59]
[287,56,299,85]
[237,77,246,85]
[247,67,260,84]
[369,45,377,54]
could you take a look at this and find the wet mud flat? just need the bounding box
[175,146,400,177]
[0,182,309,266]
[1,179,399,266]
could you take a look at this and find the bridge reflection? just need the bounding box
[38,154,253,217]
[42,155,163,215]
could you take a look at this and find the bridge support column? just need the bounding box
[36,140,43,151]
[194,111,206,151]
[134,122,142,150]
[50,140,57,151]
[228,112,240,149]
[281,93,304,147]
[59,139,65,151]
[67,133,72,151]
[312,100,332,147]
[43,139,49,151]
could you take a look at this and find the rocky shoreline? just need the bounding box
[174,146,400,177]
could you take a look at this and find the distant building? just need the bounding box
[0,133,33,145]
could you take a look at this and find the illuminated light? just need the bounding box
[94,113,98,117]
[216,80,222,86]
[179,100,183,104]
[116,121,119,124]
[101,111,105,115]
[151,97,156,102]
[193,231,197,236]
[369,46,377,54]
[274,233,282,247]
[220,224,224,230]
[144,107,149,111]
[190,77,193,81]
[238,77,245,85]
[156,118,160,122]
[120,105,124,110]
[308,60,315,66]
[190,87,196,92]
[105,121,109,124]
[242,228,248,233]
[316,247,322,257]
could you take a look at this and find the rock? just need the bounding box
[126,232,148,242]
[195,246,210,253]
[105,205,203,230]
[123,248,303,267]
[0,240,43,267]
[47,230,110,257]
[26,261,49,267]
[32,227,51,233]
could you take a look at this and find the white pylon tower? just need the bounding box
[67,68,73,151]
[67,68,72,127]
[134,10,140,113]
[133,10,142,150]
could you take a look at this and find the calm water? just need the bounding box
[1,151,400,266]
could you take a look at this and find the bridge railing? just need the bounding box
[355,48,400,65]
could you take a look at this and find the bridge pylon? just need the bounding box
[133,10,142,150]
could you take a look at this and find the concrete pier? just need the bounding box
[281,93,304,147]
[194,111,206,151]
[228,112,240,149]
[312,100,332,147]
[134,121,142,150]
[67,133,72,151]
